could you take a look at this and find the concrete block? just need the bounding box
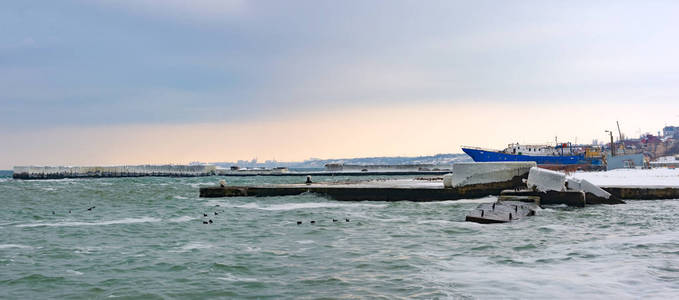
[540,190,586,207]
[444,162,536,188]
[497,195,541,205]
[566,177,611,199]
[465,201,538,224]
[526,167,565,192]
[501,189,586,207]
[442,173,454,187]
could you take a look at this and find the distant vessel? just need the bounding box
[461,143,586,165]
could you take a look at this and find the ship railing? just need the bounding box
[460,145,501,152]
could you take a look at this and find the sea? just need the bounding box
[1,172,678,299]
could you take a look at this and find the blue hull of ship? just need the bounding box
[462,147,585,165]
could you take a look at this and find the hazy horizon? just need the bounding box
[3,1,679,169]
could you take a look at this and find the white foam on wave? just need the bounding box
[217,273,259,282]
[190,182,214,189]
[180,242,213,251]
[234,202,387,211]
[378,217,410,223]
[0,244,34,249]
[173,195,189,200]
[66,269,83,276]
[417,219,454,225]
[166,216,195,222]
[168,242,214,252]
[447,220,485,229]
[418,196,498,205]
[15,217,161,228]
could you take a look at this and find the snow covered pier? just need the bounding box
[601,186,679,200]
[13,165,217,179]
[200,162,535,201]
[569,168,679,200]
[200,165,679,203]
[199,168,537,201]
[199,179,525,201]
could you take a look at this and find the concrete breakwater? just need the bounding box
[13,165,217,179]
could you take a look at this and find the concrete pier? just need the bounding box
[199,177,526,201]
[217,170,451,177]
[500,190,587,207]
[13,165,217,179]
[200,180,679,202]
[602,186,679,200]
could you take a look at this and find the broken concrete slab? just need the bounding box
[465,201,538,224]
[444,162,536,188]
[526,167,566,192]
[497,195,541,205]
[566,177,610,198]
[566,177,624,204]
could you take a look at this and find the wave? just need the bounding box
[415,197,498,205]
[416,219,454,225]
[0,244,34,249]
[168,242,215,253]
[14,215,200,228]
[217,273,259,282]
[15,217,161,228]
[180,242,213,251]
[166,216,195,222]
[234,202,387,211]
[65,270,83,276]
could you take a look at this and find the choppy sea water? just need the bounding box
[1,174,678,299]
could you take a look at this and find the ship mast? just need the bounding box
[616,121,626,155]
[605,130,615,157]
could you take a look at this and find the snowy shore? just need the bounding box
[570,168,679,187]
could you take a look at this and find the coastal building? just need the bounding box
[663,126,679,138]
[649,156,679,168]
[606,153,646,170]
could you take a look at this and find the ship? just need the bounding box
[461,143,591,166]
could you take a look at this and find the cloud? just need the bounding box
[3,100,677,169]
[2,0,679,141]
[91,0,247,23]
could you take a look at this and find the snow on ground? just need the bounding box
[274,178,445,189]
[570,168,679,187]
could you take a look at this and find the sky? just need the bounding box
[2,0,679,169]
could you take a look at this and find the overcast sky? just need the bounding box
[2,0,679,168]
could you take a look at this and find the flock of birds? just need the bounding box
[51,206,95,215]
[48,203,351,227]
[202,204,351,225]
[296,218,350,225]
